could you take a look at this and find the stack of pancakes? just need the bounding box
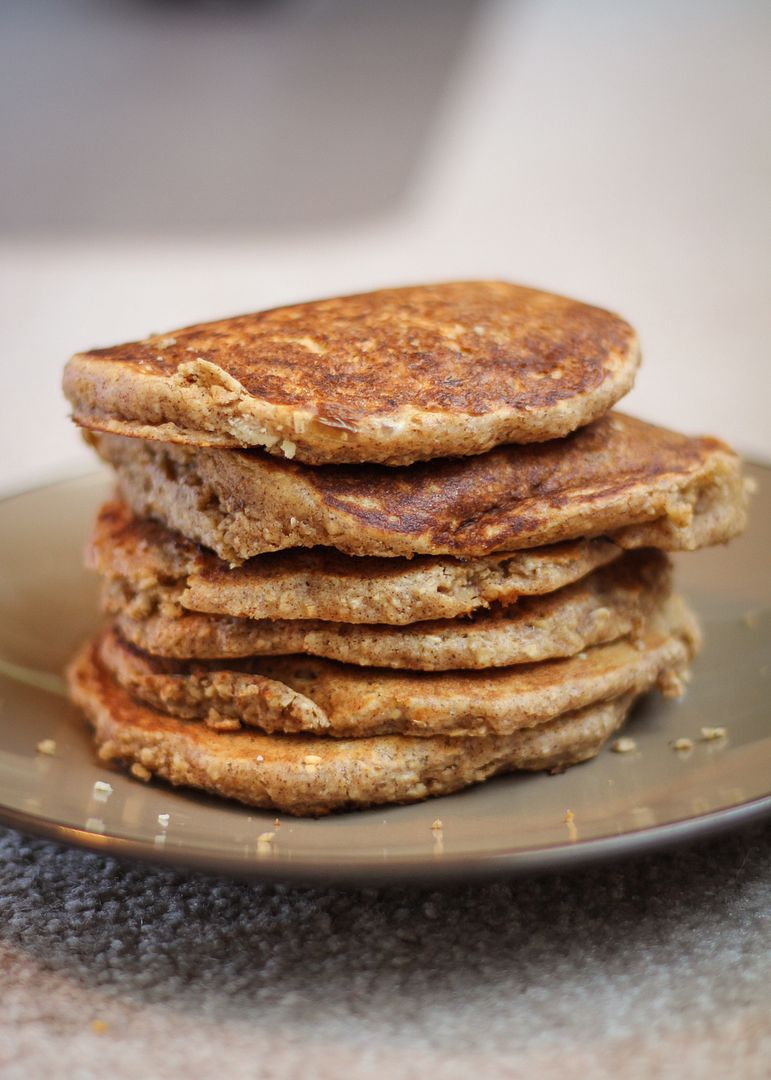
[62,282,748,815]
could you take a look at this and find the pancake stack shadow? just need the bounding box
[62,282,749,815]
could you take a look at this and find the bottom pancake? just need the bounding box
[97,594,699,737]
[68,640,641,816]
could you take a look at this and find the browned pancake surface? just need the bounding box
[92,413,747,562]
[64,282,639,464]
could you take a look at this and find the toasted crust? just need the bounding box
[91,413,748,562]
[106,551,671,670]
[97,594,700,738]
[67,640,642,815]
[64,282,639,465]
[88,500,622,625]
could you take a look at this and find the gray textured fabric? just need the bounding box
[1,822,769,1080]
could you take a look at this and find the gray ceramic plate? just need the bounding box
[0,468,769,884]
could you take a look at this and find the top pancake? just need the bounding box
[63,281,639,465]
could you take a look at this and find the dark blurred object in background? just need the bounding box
[0,0,480,235]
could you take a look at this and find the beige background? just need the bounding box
[1,0,769,494]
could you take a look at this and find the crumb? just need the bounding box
[743,476,758,495]
[93,780,113,799]
[289,516,299,527]
[576,652,588,661]
[157,813,170,828]
[700,726,727,741]
[90,1020,108,1035]
[659,669,687,698]
[36,738,56,756]
[431,819,443,830]
[130,762,151,782]
[281,439,297,459]
[563,809,575,823]
[303,754,322,765]
[611,737,637,754]
[274,818,282,828]
[255,754,265,762]
[671,738,694,752]
[256,832,276,855]
[156,336,176,348]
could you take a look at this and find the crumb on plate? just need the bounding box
[611,737,637,754]
[671,738,694,752]
[700,726,727,741]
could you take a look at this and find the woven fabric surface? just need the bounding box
[1,821,769,1080]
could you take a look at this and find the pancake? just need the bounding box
[90,413,748,563]
[106,550,670,669]
[67,639,643,815]
[97,593,699,737]
[63,281,639,466]
[88,500,622,625]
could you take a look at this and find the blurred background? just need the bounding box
[1,0,769,491]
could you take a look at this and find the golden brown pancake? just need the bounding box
[106,550,670,670]
[68,639,644,815]
[88,499,622,625]
[90,413,747,562]
[97,593,699,737]
[63,281,639,465]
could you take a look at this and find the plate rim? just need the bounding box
[2,795,770,885]
[1,467,770,885]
